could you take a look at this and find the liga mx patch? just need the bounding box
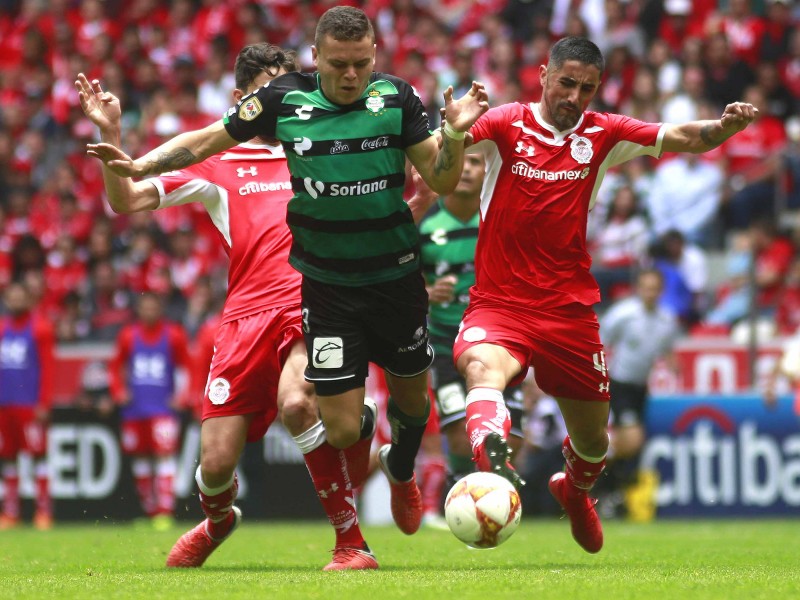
[208,377,231,405]
[239,96,263,121]
[312,337,344,368]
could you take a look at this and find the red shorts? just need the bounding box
[0,406,47,459]
[453,300,610,402]
[203,306,303,442]
[121,415,180,456]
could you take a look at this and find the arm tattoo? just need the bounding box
[143,147,197,175]
[433,138,457,177]
[699,123,724,148]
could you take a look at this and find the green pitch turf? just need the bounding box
[2,518,798,600]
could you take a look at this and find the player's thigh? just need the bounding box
[205,309,292,442]
[0,407,28,459]
[301,277,370,396]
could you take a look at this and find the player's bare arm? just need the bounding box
[662,102,758,154]
[75,73,159,213]
[407,81,489,194]
[86,120,236,179]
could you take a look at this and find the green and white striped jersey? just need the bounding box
[224,71,433,286]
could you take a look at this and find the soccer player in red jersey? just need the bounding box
[76,44,379,571]
[0,281,55,530]
[108,291,191,529]
[453,37,757,553]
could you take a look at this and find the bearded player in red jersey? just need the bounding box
[75,44,378,571]
[454,36,757,553]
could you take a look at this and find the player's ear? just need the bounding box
[233,88,244,103]
[312,45,319,67]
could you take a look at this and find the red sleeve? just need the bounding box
[33,318,55,410]
[108,326,133,402]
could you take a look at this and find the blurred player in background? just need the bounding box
[108,291,191,530]
[0,281,55,530]
[77,42,378,571]
[455,36,757,553]
[598,268,679,518]
[416,154,526,500]
[80,6,488,541]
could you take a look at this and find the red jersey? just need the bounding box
[150,143,300,324]
[470,102,664,309]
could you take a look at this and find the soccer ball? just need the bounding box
[444,471,522,549]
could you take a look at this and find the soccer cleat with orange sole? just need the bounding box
[322,545,379,571]
[377,444,422,535]
[0,514,20,530]
[33,511,53,531]
[475,432,525,490]
[548,471,604,553]
[165,506,242,567]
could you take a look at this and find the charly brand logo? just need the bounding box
[312,337,343,368]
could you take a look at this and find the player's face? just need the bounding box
[313,34,376,105]
[637,273,663,309]
[3,284,29,316]
[454,153,486,196]
[137,296,163,326]
[539,60,601,131]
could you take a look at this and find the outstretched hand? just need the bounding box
[720,102,758,134]
[86,142,140,177]
[74,73,121,132]
[442,81,489,134]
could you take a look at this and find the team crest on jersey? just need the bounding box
[365,89,386,116]
[239,96,263,121]
[570,135,593,164]
[208,377,231,405]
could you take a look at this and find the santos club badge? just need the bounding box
[365,89,385,116]
[570,135,593,164]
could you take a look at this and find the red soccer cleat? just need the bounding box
[475,432,525,490]
[345,397,378,489]
[322,545,379,571]
[548,472,604,553]
[377,444,422,535]
[165,506,242,567]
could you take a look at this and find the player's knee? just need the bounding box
[200,451,238,482]
[279,387,318,435]
[324,425,360,450]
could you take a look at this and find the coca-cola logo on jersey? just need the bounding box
[361,136,390,151]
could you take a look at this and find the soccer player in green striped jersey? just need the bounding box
[84,6,489,539]
[417,154,525,501]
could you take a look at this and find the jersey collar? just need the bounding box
[529,102,585,143]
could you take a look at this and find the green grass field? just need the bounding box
[2,518,798,600]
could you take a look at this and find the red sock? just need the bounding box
[35,468,51,517]
[562,436,606,497]
[132,459,157,517]
[197,469,239,539]
[2,468,20,519]
[342,436,371,490]
[304,442,365,549]
[155,459,175,516]
[465,388,511,453]
[418,454,447,515]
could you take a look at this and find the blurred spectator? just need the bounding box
[595,0,646,60]
[775,257,800,336]
[760,0,794,64]
[11,233,46,282]
[661,65,706,125]
[703,231,755,329]
[43,233,87,315]
[643,38,682,104]
[620,66,661,123]
[702,33,755,111]
[706,0,765,68]
[81,259,134,341]
[755,60,796,123]
[648,229,709,325]
[590,184,650,309]
[721,84,788,230]
[197,52,235,118]
[74,360,114,418]
[645,153,725,249]
[657,0,705,55]
[749,218,795,315]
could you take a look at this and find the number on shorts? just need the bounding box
[592,351,607,376]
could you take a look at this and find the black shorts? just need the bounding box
[609,379,648,427]
[430,349,524,437]
[301,271,433,396]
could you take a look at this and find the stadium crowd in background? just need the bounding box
[0,0,799,342]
